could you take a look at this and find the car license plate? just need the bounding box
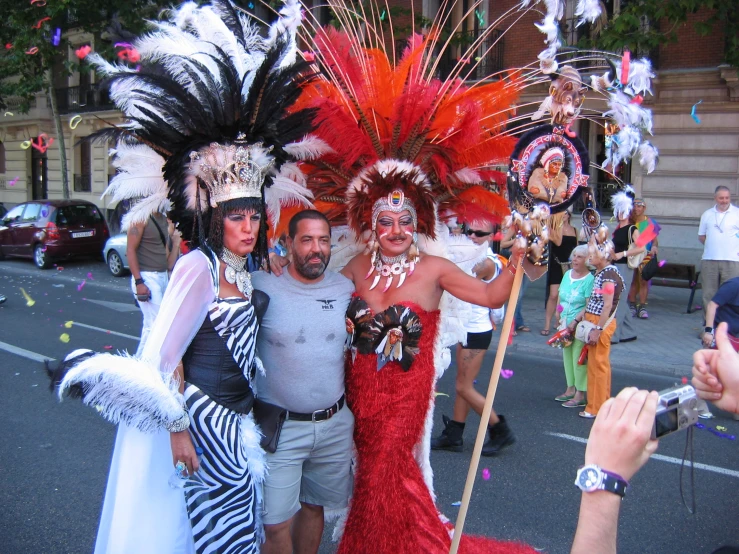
[72,230,94,238]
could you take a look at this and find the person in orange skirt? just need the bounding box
[568,240,625,418]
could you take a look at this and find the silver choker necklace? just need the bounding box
[220,247,253,298]
[365,252,418,292]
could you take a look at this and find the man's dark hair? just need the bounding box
[715,185,731,194]
[288,209,331,238]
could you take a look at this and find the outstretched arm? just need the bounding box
[571,388,659,554]
[438,242,525,308]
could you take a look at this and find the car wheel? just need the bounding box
[34,244,52,269]
[107,250,126,277]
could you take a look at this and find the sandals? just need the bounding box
[578,411,596,419]
[629,302,637,317]
[554,393,575,402]
[563,399,587,408]
[516,325,531,332]
[540,329,551,336]
[637,305,649,319]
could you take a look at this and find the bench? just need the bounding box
[648,263,701,314]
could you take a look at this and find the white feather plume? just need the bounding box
[575,0,602,25]
[121,194,173,231]
[104,144,167,205]
[283,135,334,160]
[451,168,482,184]
[58,353,186,433]
[638,141,659,174]
[625,58,655,96]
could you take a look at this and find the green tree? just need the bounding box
[590,0,738,68]
[0,1,171,198]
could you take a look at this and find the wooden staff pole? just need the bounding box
[449,262,525,554]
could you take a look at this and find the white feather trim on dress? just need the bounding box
[58,352,186,433]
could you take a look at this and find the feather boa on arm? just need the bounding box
[50,351,186,433]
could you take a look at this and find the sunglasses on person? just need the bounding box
[464,229,492,237]
[634,202,645,207]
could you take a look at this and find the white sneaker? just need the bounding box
[698,411,715,420]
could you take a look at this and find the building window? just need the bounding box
[74,139,92,192]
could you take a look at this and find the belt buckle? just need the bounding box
[312,408,326,422]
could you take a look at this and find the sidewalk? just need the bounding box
[504,272,704,378]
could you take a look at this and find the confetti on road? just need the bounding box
[19,288,35,307]
[59,333,70,343]
[481,468,491,481]
[451,501,461,507]
[87,272,94,280]
[77,279,86,291]
[103,345,113,350]
[682,377,688,384]
[434,391,449,397]
[64,321,74,328]
[716,426,728,432]
[52,284,64,288]
[56,266,64,271]
[500,369,513,379]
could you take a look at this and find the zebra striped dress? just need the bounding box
[180,254,267,554]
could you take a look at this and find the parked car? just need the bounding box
[104,233,130,277]
[0,200,109,269]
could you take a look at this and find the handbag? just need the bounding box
[252,399,287,454]
[640,254,659,281]
[575,311,616,344]
[627,225,647,269]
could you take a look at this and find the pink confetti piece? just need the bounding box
[500,369,513,379]
[56,266,64,271]
[658,259,667,267]
[8,176,19,186]
[87,272,94,280]
[77,279,86,292]
[302,51,315,62]
[481,468,491,481]
[103,345,113,350]
[25,47,39,55]
[32,16,51,29]
[682,377,688,385]
[556,304,564,313]
[75,45,92,59]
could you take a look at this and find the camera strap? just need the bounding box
[678,426,696,514]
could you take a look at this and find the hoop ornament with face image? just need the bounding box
[507,125,590,215]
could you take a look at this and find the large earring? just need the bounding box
[369,232,380,265]
[408,232,419,262]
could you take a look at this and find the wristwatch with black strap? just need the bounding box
[575,464,628,498]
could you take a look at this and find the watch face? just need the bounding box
[577,466,602,492]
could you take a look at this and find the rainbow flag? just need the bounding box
[635,217,661,249]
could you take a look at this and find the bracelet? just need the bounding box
[165,411,191,433]
[135,278,145,286]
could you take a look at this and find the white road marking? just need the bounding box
[0,341,54,362]
[84,299,141,313]
[71,322,139,341]
[546,432,739,479]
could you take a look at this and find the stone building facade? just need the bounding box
[1,3,736,265]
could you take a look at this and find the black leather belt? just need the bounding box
[286,395,345,422]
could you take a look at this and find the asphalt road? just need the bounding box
[1,257,738,554]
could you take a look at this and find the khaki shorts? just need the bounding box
[262,404,354,525]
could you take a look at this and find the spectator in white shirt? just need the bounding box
[698,186,739,313]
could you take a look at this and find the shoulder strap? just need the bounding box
[149,215,170,251]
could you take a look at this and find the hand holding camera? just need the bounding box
[692,322,739,415]
[585,388,659,482]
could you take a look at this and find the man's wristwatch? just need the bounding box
[575,464,628,498]
[704,326,714,334]
[135,278,145,286]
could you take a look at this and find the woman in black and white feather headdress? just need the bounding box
[48,2,329,553]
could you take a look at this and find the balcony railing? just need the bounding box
[435,29,505,81]
[74,174,92,193]
[55,85,114,115]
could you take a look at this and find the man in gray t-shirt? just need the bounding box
[253,210,354,554]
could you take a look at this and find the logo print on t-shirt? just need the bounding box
[317,299,336,310]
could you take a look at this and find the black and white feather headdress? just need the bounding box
[92,0,331,245]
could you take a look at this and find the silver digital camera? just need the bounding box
[652,384,701,439]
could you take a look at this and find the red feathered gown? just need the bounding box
[339,300,535,554]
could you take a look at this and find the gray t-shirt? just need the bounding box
[252,269,354,412]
